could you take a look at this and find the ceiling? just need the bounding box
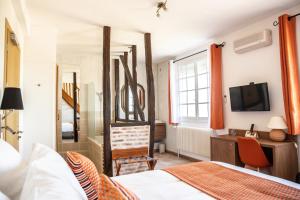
[26,0,300,63]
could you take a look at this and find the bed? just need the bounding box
[1,138,299,200]
[62,122,74,139]
[112,161,300,200]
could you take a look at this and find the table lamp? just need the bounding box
[267,116,287,142]
[0,87,24,136]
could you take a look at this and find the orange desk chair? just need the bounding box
[237,137,271,172]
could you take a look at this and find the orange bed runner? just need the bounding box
[164,162,300,200]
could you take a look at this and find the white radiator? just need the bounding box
[176,127,211,158]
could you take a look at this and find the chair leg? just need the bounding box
[146,161,151,170]
[151,160,157,170]
[115,160,121,176]
[245,164,258,171]
[147,160,157,170]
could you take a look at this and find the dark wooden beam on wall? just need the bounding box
[124,52,129,120]
[73,72,78,142]
[144,33,155,158]
[120,55,145,121]
[103,26,112,176]
[132,45,138,120]
[114,59,120,122]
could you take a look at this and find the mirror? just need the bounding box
[61,72,80,142]
[121,84,145,115]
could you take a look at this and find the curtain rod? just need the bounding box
[173,42,225,63]
[273,12,300,26]
[173,49,207,63]
[289,13,300,20]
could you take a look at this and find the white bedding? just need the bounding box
[62,122,73,132]
[112,162,300,200]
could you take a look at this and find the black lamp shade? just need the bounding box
[0,87,24,110]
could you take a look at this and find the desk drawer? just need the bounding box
[211,138,238,165]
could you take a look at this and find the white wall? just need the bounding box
[0,0,25,86]
[157,5,300,161]
[22,27,57,158]
[0,0,26,149]
[61,100,74,123]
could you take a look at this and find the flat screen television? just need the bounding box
[229,82,270,111]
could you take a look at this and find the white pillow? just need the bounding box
[20,144,87,200]
[0,139,28,199]
[0,191,10,200]
[0,139,21,173]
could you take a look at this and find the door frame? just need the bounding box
[3,19,21,149]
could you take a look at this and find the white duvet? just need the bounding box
[112,162,300,200]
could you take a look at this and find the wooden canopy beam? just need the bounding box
[114,59,120,122]
[119,55,145,121]
[124,52,129,120]
[103,26,112,176]
[144,33,155,158]
[132,45,138,120]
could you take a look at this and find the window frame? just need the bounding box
[175,52,210,126]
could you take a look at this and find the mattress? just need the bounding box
[112,162,300,200]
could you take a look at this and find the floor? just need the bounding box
[154,152,192,169]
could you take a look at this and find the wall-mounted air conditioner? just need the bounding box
[233,29,272,54]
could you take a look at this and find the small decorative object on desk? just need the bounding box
[268,116,287,142]
[230,129,237,136]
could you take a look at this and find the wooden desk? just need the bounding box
[210,134,298,181]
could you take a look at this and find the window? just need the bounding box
[176,52,209,126]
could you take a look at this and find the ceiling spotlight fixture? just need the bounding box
[156,0,168,17]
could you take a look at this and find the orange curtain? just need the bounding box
[210,44,224,130]
[279,14,300,135]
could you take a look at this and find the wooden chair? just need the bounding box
[110,124,157,176]
[237,137,271,172]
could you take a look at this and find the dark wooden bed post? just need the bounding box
[144,33,155,158]
[124,52,129,120]
[114,59,120,122]
[103,26,112,176]
[132,45,138,120]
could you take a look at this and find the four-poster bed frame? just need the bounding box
[102,26,156,176]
